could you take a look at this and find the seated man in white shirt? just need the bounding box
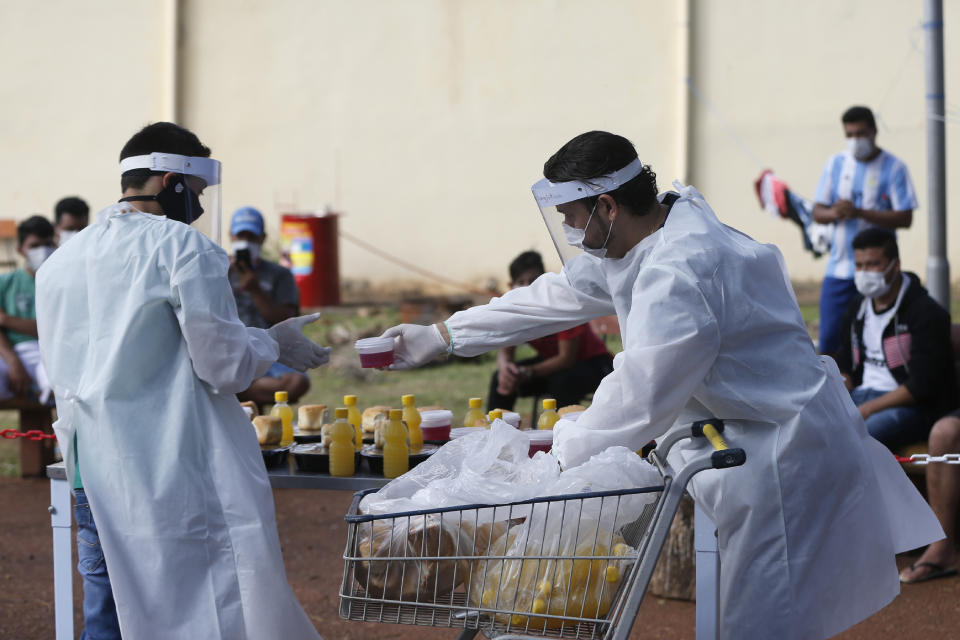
[836,228,956,450]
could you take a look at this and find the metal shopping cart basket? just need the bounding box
[340,419,744,640]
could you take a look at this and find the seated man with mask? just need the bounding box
[489,250,612,412]
[836,227,956,449]
[229,206,310,405]
[0,216,55,401]
[53,196,90,245]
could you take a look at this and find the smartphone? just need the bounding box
[235,248,252,269]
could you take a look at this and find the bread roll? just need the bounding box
[253,415,282,446]
[321,424,332,448]
[558,404,587,417]
[356,515,467,600]
[372,414,390,448]
[362,406,391,433]
[240,401,259,419]
[298,404,327,432]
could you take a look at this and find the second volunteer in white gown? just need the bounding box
[381,131,942,640]
[37,131,329,640]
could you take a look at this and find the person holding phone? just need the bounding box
[229,206,310,405]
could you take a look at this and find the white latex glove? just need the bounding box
[266,312,331,371]
[380,323,448,370]
[550,418,577,470]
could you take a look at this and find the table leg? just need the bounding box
[694,505,719,640]
[50,475,74,640]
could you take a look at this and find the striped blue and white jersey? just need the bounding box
[814,149,917,280]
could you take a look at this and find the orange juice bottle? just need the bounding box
[383,409,409,478]
[487,409,503,427]
[464,397,487,427]
[537,399,560,430]
[344,395,363,450]
[401,394,423,452]
[328,408,356,477]
[271,391,294,446]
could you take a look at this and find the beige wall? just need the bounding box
[0,1,165,222]
[1,0,957,291]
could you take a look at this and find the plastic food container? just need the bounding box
[292,443,360,474]
[450,427,486,440]
[260,445,290,469]
[355,337,395,368]
[419,409,453,443]
[500,411,522,428]
[293,425,325,444]
[526,430,554,457]
[361,444,438,475]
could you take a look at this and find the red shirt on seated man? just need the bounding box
[488,251,613,412]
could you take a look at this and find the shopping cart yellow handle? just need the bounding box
[692,419,746,469]
[701,422,728,451]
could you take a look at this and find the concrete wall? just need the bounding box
[0,1,164,222]
[1,0,956,292]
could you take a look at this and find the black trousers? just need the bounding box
[487,354,614,412]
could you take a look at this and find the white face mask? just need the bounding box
[57,230,78,246]
[854,259,897,298]
[561,201,614,259]
[25,246,55,272]
[846,136,875,161]
[230,240,261,264]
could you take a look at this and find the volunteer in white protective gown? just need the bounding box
[381,131,942,639]
[36,122,329,640]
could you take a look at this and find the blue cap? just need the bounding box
[231,207,264,236]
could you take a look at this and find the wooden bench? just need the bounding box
[0,397,56,477]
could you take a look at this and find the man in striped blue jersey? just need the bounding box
[813,105,917,355]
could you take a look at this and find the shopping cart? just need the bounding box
[340,419,744,639]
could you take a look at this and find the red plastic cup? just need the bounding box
[420,409,453,442]
[527,430,554,457]
[355,337,395,368]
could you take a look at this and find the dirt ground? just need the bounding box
[1,477,959,639]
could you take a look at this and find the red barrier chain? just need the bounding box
[897,454,960,465]
[0,428,57,441]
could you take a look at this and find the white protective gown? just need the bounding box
[445,185,941,639]
[36,204,322,640]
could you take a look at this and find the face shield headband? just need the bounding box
[531,157,643,209]
[119,153,221,188]
[531,157,643,264]
[118,153,223,243]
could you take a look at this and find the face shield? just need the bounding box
[120,153,222,245]
[531,157,643,264]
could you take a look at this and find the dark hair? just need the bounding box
[54,196,89,224]
[18,216,55,246]
[842,106,876,131]
[119,122,211,191]
[543,131,659,215]
[852,227,898,261]
[509,251,545,282]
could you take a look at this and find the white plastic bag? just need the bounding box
[354,422,661,607]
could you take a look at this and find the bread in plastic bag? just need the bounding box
[354,514,511,600]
